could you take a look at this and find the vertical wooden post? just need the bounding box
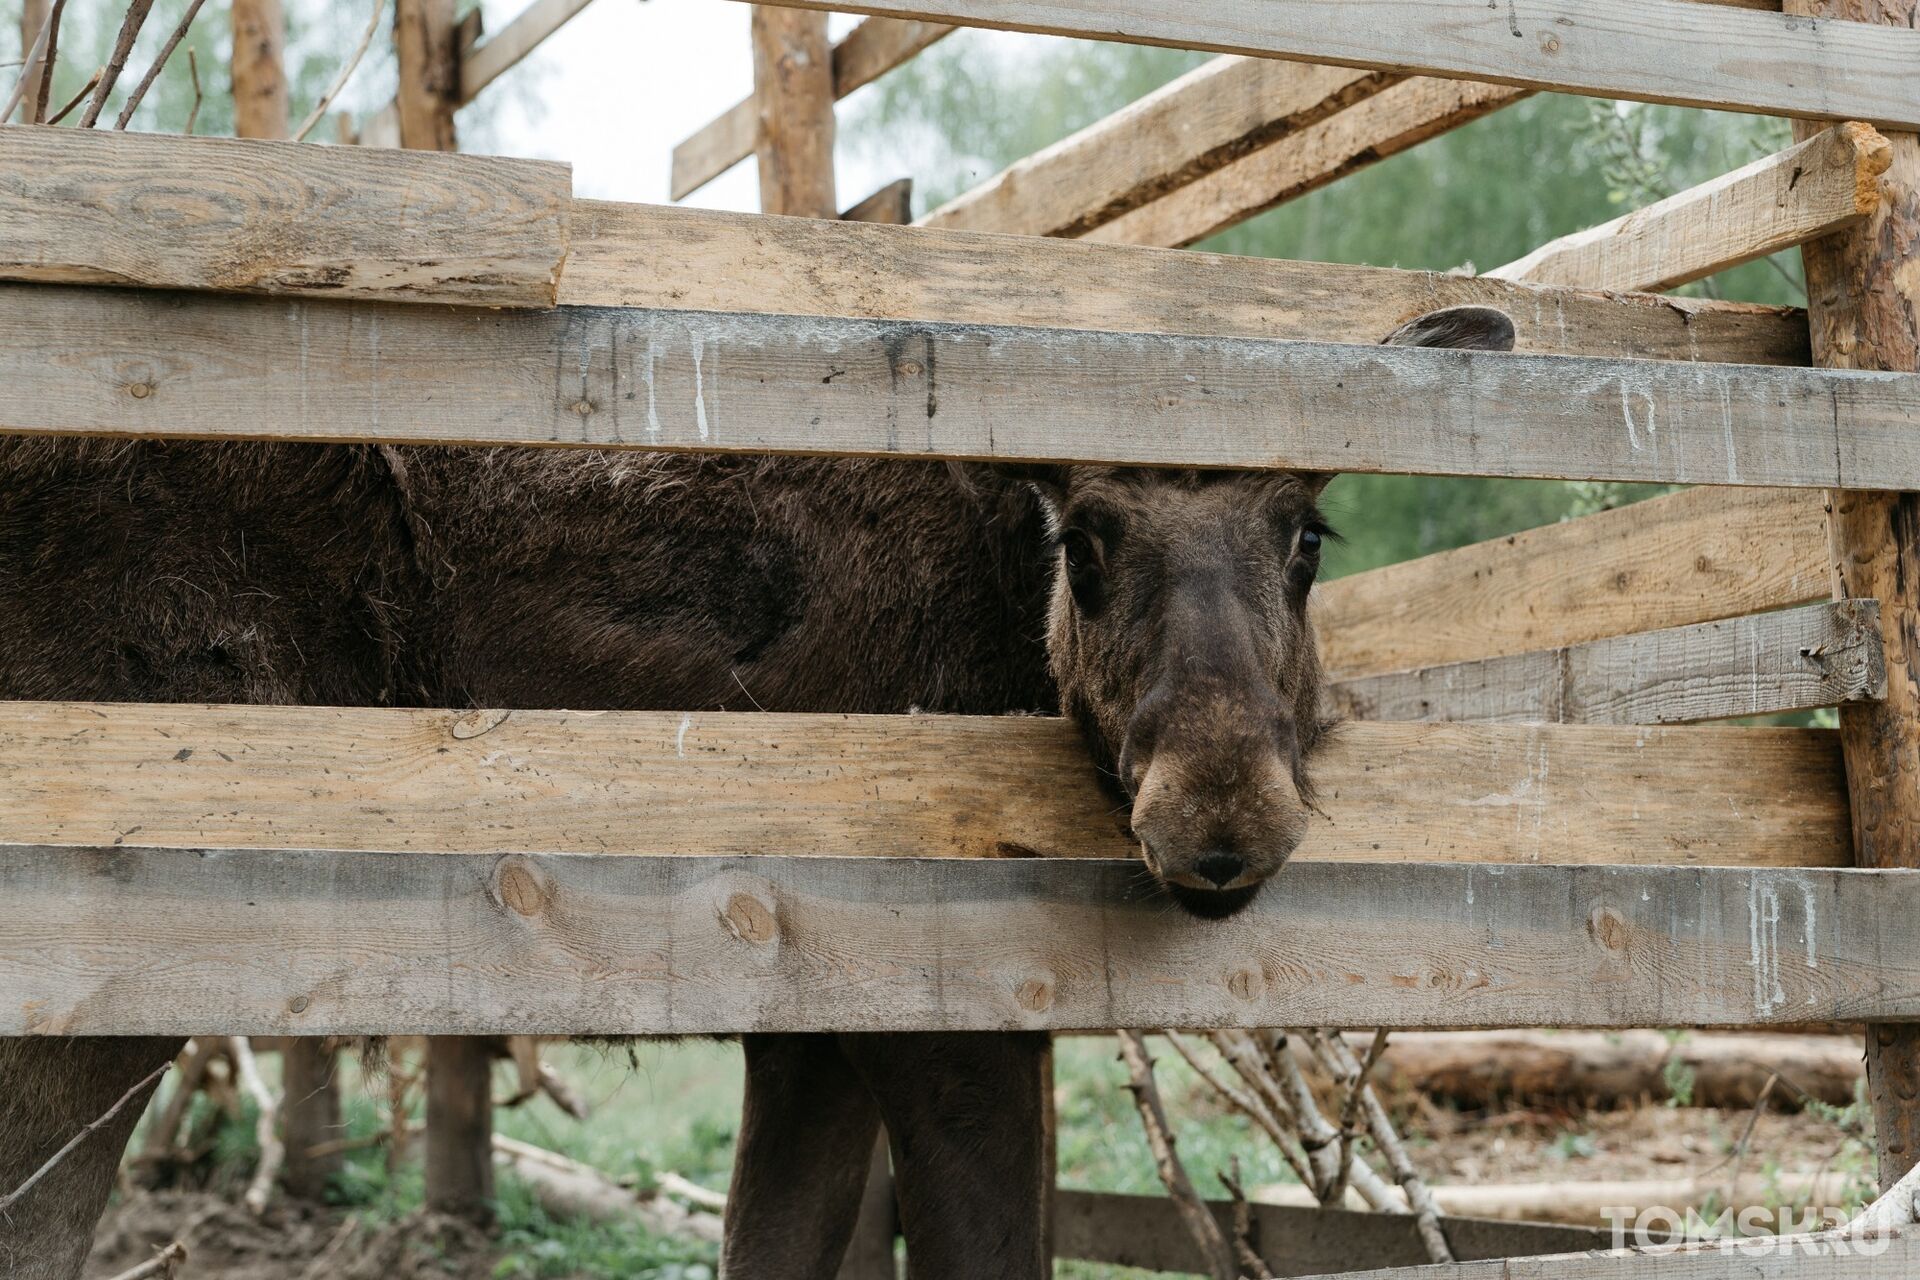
[750,5,837,218]
[836,1134,899,1280]
[1788,0,1920,1192]
[1040,1037,1057,1263]
[394,0,459,153]
[281,1039,341,1200]
[425,1036,495,1222]
[14,0,50,124]
[229,0,288,139]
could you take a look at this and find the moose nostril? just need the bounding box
[1194,851,1245,888]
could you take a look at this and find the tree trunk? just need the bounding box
[14,0,50,124]
[750,5,836,218]
[394,0,458,153]
[425,1035,494,1224]
[281,1039,342,1200]
[1786,0,1920,1194]
[229,0,287,139]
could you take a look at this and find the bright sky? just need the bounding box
[457,0,913,213]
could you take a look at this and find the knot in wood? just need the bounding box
[451,708,511,740]
[493,855,553,918]
[722,892,777,944]
[1538,32,1561,53]
[1015,978,1054,1012]
[288,994,310,1014]
[1226,968,1264,1002]
[1588,906,1631,952]
[127,381,153,399]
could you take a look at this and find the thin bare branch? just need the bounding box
[182,46,200,134]
[229,1036,284,1215]
[104,1241,186,1280]
[0,1056,172,1217]
[1328,1028,1390,1206]
[2,0,61,122]
[1165,1031,1314,1187]
[1313,1029,1454,1263]
[114,0,207,128]
[78,0,156,127]
[291,0,383,143]
[1116,1032,1238,1280]
[1221,1157,1276,1280]
[42,64,98,124]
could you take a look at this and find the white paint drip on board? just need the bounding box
[691,334,710,441]
[644,337,660,435]
[676,714,692,759]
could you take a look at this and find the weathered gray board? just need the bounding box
[1306,1233,1920,1280]
[1330,601,1887,724]
[752,0,1920,129]
[3,286,1918,489]
[1052,1189,1611,1275]
[4,849,1916,1035]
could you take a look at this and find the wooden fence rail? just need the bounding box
[748,0,1920,129]
[5,850,1915,1035]
[1328,600,1885,725]
[6,284,1911,486]
[0,702,1852,868]
[1309,1235,1920,1280]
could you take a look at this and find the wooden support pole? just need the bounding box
[280,1039,341,1200]
[394,0,458,153]
[1789,0,1920,1195]
[425,1035,494,1223]
[751,5,836,218]
[229,0,287,139]
[13,0,50,125]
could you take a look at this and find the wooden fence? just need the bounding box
[5,0,1920,1274]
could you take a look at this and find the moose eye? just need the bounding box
[1298,527,1323,554]
[1063,529,1097,573]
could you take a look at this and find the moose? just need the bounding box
[0,305,1514,1279]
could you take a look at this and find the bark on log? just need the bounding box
[229,0,286,139]
[394,0,457,152]
[1787,0,1920,1195]
[281,1039,341,1200]
[425,1036,494,1225]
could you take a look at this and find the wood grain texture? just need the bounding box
[1329,601,1886,725]
[1086,77,1529,249]
[459,0,596,102]
[840,177,912,224]
[13,287,1902,488]
[751,5,836,219]
[1315,487,1835,677]
[230,0,288,140]
[1053,1189,1609,1275]
[670,17,952,201]
[4,850,1914,1035]
[750,0,1920,128]
[0,702,1852,868]
[1306,1234,1920,1280]
[563,200,1810,365]
[1490,123,1893,293]
[0,127,571,307]
[916,57,1395,238]
[394,0,458,153]
[1791,0,1920,1195]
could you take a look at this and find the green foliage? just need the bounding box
[1662,1055,1698,1109]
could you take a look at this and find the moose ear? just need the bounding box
[1382,305,1517,352]
[985,462,1069,514]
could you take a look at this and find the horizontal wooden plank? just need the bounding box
[4,850,1915,1034]
[1314,487,1835,676]
[11,287,1902,488]
[0,702,1852,868]
[916,56,1395,238]
[751,0,1920,128]
[458,0,599,103]
[1053,1188,1611,1275]
[1308,1234,1920,1280]
[670,17,953,200]
[1329,601,1885,725]
[565,200,1809,364]
[1087,75,1527,249]
[1489,122,1893,294]
[0,125,571,308]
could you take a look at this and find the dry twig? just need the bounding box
[182,46,200,134]
[1166,1031,1314,1187]
[229,1036,284,1215]
[114,0,207,128]
[1221,1157,1276,1280]
[0,1057,172,1217]
[291,0,384,143]
[43,64,99,124]
[1116,1032,1238,1280]
[103,1241,186,1280]
[77,0,155,127]
[2,0,62,122]
[1311,1030,1453,1263]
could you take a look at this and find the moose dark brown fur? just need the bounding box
[0,305,1513,1279]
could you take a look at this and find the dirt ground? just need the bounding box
[85,1192,497,1280]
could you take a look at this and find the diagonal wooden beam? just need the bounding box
[742,0,1920,129]
[1489,122,1893,293]
[671,17,952,201]
[459,0,599,102]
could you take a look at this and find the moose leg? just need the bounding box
[838,1031,1050,1280]
[722,1033,882,1280]
[0,1036,185,1280]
